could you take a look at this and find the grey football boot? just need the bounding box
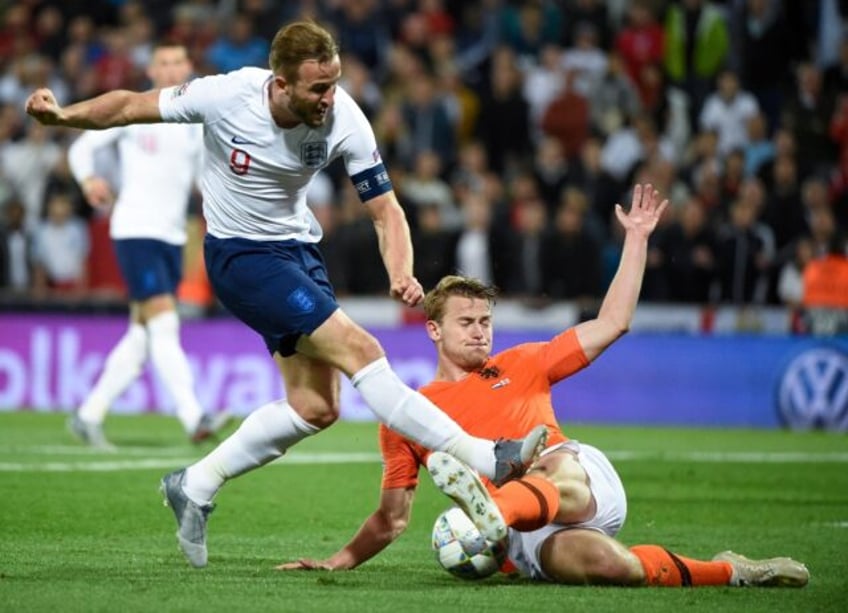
[492,424,548,486]
[67,414,116,451]
[160,468,215,568]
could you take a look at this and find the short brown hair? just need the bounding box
[423,276,498,323]
[269,20,339,82]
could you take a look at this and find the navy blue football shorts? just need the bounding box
[204,234,339,357]
[113,238,183,301]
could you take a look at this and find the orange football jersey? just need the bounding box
[380,328,589,490]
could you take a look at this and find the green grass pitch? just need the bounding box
[0,412,846,613]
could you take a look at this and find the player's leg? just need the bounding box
[161,353,333,567]
[72,301,147,449]
[72,238,158,448]
[180,352,333,505]
[137,240,227,441]
[539,529,645,585]
[297,308,547,483]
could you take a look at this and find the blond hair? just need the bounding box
[423,276,498,323]
[269,20,339,82]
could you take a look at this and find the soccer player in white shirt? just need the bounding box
[26,21,546,568]
[64,43,230,450]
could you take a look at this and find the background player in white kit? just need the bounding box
[66,43,230,450]
[25,21,545,567]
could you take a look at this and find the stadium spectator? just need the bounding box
[532,136,571,217]
[663,0,730,124]
[762,154,806,252]
[502,194,548,297]
[654,195,717,303]
[0,198,33,293]
[474,46,532,175]
[733,0,792,133]
[561,0,612,50]
[401,150,460,229]
[542,192,603,301]
[743,111,775,178]
[540,69,590,162]
[802,233,848,335]
[399,71,456,170]
[329,0,391,75]
[698,69,760,157]
[65,42,228,450]
[205,13,269,73]
[278,184,808,590]
[561,23,607,98]
[588,50,642,139]
[777,235,814,308]
[782,63,837,174]
[497,1,562,61]
[31,190,89,295]
[522,44,567,142]
[569,136,625,234]
[714,180,773,304]
[614,0,664,109]
[0,120,62,231]
[411,202,458,291]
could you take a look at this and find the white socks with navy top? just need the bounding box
[351,357,496,479]
[183,399,319,505]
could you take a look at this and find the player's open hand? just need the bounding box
[275,558,337,571]
[390,274,424,307]
[25,88,63,125]
[614,183,669,239]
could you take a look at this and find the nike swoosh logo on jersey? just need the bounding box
[231,135,255,145]
[491,378,511,390]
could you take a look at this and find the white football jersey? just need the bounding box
[67,123,203,245]
[158,67,382,242]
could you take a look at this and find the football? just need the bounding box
[431,506,507,580]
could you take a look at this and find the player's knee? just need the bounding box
[295,401,339,429]
[585,551,643,586]
[345,328,385,369]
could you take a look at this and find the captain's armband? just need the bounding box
[351,163,393,202]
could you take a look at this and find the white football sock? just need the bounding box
[351,357,496,479]
[182,399,319,505]
[147,311,204,433]
[78,323,148,424]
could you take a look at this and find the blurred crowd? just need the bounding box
[0,0,847,317]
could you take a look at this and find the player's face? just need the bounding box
[431,296,493,370]
[284,56,342,128]
[147,47,193,88]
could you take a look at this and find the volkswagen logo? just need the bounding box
[777,347,848,431]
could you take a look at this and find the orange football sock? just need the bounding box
[491,475,560,531]
[630,545,733,587]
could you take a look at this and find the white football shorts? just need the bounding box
[506,440,627,580]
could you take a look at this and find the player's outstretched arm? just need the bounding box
[25,88,162,130]
[364,192,424,307]
[276,487,415,571]
[575,183,669,362]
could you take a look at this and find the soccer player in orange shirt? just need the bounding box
[279,184,808,587]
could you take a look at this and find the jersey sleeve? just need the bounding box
[379,424,423,490]
[538,327,591,384]
[337,90,382,176]
[159,73,237,124]
[67,128,122,184]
